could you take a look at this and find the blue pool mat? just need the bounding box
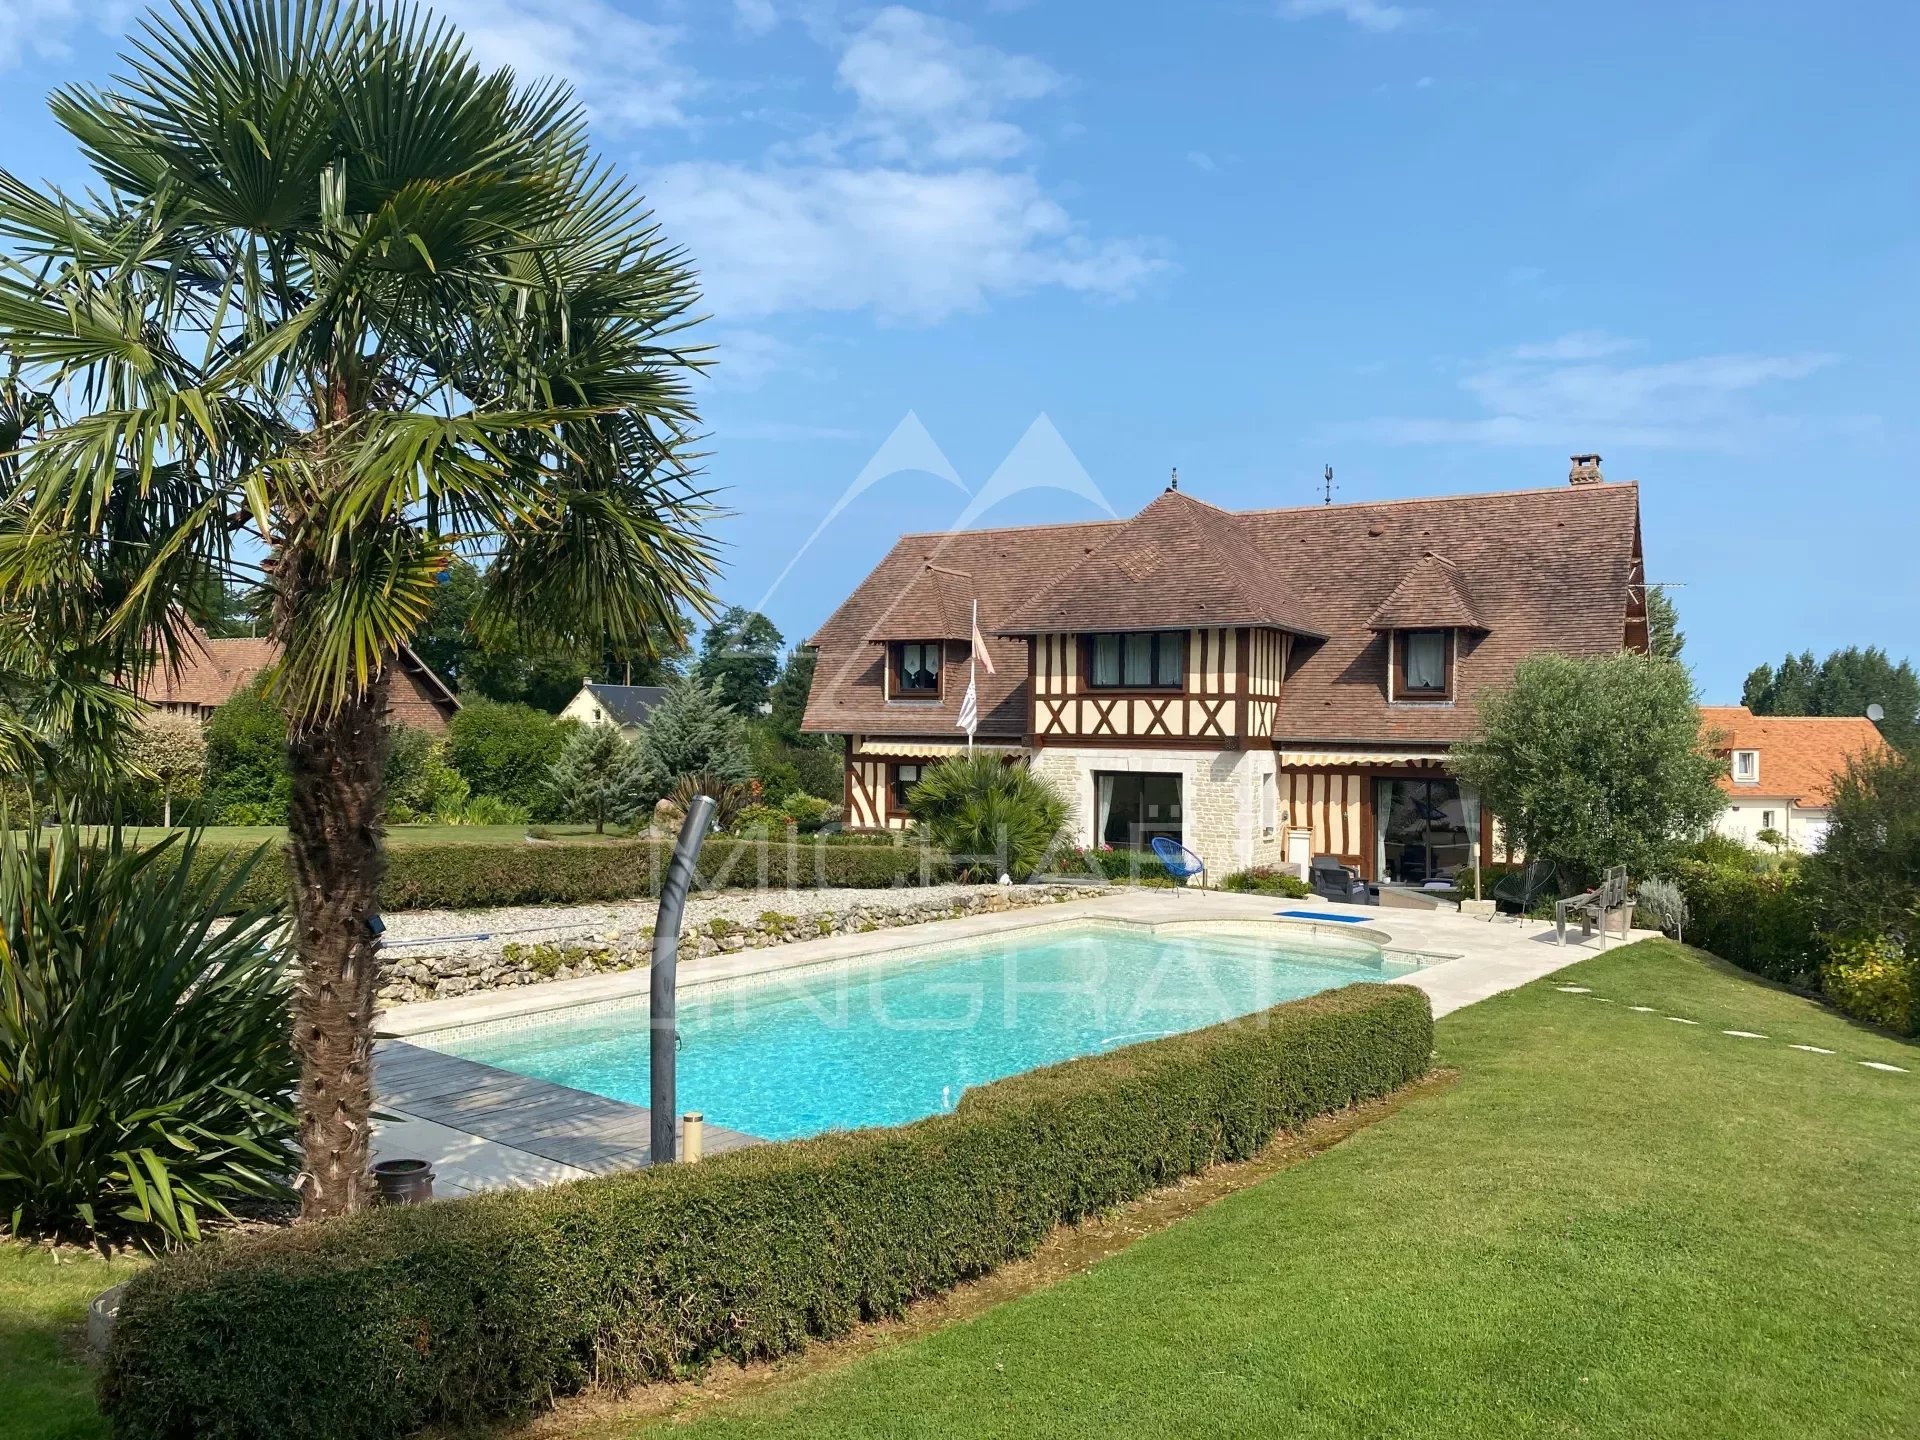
[1278,909,1372,924]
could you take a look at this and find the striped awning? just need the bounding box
[1279,747,1452,768]
[853,737,1029,759]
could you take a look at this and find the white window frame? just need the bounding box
[1732,749,1760,784]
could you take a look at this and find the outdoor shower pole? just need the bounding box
[650,794,716,1165]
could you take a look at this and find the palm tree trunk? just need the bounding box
[286,672,391,1220]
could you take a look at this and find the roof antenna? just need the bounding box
[1169,466,1179,491]
[1322,464,1336,506]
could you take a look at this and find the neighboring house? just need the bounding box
[140,623,461,733]
[559,681,669,739]
[803,455,1649,883]
[1699,705,1886,852]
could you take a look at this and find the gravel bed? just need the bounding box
[378,883,1099,963]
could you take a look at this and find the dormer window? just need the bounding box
[1397,629,1451,699]
[1732,749,1759,784]
[892,641,942,698]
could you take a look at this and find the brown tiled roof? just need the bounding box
[1366,551,1487,632]
[138,623,460,725]
[140,628,279,710]
[1699,705,1888,808]
[802,481,1643,745]
[863,563,976,643]
[805,519,1118,739]
[997,489,1326,639]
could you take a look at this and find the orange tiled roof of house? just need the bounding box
[1699,705,1889,808]
[137,622,460,727]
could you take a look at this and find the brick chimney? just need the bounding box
[1569,453,1604,486]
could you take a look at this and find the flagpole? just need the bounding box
[967,599,977,755]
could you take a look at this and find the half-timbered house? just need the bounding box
[802,456,1647,886]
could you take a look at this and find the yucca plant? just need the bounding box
[906,754,1068,881]
[0,819,296,1245]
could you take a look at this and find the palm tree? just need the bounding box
[0,0,717,1218]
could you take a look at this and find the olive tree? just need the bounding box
[1450,651,1724,887]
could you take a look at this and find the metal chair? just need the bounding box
[1492,858,1559,915]
[1150,836,1207,890]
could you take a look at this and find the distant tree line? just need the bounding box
[1743,647,1918,755]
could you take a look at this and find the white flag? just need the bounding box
[956,671,978,739]
[970,611,996,676]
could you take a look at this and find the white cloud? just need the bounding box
[428,0,698,130]
[646,5,1162,324]
[654,161,1163,321]
[0,0,134,70]
[1356,335,1844,450]
[1279,0,1423,33]
[1187,150,1218,172]
[826,6,1062,164]
[732,0,780,37]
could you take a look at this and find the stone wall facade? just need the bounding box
[1030,744,1283,878]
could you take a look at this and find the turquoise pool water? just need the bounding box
[438,923,1393,1141]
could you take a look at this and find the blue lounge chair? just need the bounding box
[1150,836,1207,890]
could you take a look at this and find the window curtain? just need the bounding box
[1123,633,1153,686]
[1096,774,1115,845]
[1156,631,1185,686]
[1405,632,1446,690]
[1092,635,1121,686]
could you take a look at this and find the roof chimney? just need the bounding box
[1569,453,1604,486]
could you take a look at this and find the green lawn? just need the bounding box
[1,1244,143,1440]
[607,941,1919,1439]
[8,943,1915,1440]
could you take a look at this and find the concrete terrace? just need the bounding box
[372,889,1653,1196]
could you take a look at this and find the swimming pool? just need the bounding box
[432,921,1400,1141]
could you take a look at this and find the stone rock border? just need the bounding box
[378,886,1095,1004]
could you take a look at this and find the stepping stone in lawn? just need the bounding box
[1628,1005,1657,1013]
[1789,1044,1835,1054]
[1555,985,1593,993]
[1723,1030,1768,1039]
[1860,1061,1908,1073]
[1667,1017,1700,1025]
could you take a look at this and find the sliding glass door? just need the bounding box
[1094,772,1183,850]
[1376,778,1471,885]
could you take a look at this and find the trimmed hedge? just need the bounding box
[189,834,955,914]
[1670,858,1821,986]
[103,982,1432,1440]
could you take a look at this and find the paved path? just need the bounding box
[373,888,1650,1194]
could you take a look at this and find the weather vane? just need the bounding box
[1322,465,1336,505]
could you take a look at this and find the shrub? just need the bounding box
[1821,933,1919,1036]
[1044,844,1173,886]
[1670,858,1820,986]
[635,677,751,790]
[1634,876,1691,940]
[906,753,1068,881]
[670,772,752,830]
[202,677,288,822]
[549,723,654,834]
[446,698,572,818]
[188,834,954,914]
[127,710,207,827]
[1220,866,1313,898]
[454,794,531,826]
[1802,748,1920,944]
[0,822,294,1245]
[383,726,469,823]
[103,983,1432,1440]
[780,792,834,831]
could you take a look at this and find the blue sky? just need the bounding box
[4,1,1916,703]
